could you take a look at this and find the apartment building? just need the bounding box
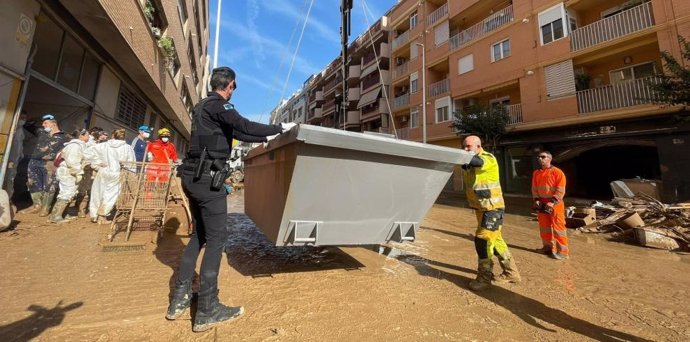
[0,0,210,167]
[271,76,311,125]
[386,0,690,202]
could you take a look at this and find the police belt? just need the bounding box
[182,158,226,173]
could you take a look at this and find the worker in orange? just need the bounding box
[145,128,178,182]
[531,151,569,260]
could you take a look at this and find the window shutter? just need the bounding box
[544,59,576,98]
[458,54,474,74]
[410,42,418,60]
[434,21,449,46]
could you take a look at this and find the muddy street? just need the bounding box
[0,192,689,341]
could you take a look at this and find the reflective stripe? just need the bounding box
[554,229,568,236]
[539,226,552,232]
[474,182,501,190]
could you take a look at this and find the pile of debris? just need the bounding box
[572,192,690,251]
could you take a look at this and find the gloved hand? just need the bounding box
[263,133,279,148]
[76,174,83,183]
[280,122,297,133]
[147,152,154,162]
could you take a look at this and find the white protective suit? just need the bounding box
[88,139,135,219]
[56,139,87,201]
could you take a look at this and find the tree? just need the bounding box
[451,103,510,152]
[650,36,690,106]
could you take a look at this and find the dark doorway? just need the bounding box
[563,145,661,199]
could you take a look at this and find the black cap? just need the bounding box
[212,66,237,89]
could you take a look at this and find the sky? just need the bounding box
[209,0,398,123]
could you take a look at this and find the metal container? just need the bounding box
[243,125,474,246]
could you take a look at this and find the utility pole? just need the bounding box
[337,0,352,129]
[213,0,222,68]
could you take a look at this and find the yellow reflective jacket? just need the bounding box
[462,149,505,211]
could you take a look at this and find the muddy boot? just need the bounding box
[494,255,521,284]
[192,290,244,332]
[165,279,193,320]
[39,192,55,217]
[75,194,87,218]
[24,192,44,214]
[469,259,494,291]
[48,199,69,223]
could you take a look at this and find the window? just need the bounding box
[181,83,193,114]
[436,106,449,123]
[610,62,657,84]
[458,54,474,74]
[410,106,419,128]
[410,11,418,29]
[177,0,188,26]
[489,96,510,109]
[434,21,449,46]
[539,4,567,45]
[491,39,510,62]
[410,72,419,93]
[116,86,147,130]
[410,41,418,60]
[544,59,576,98]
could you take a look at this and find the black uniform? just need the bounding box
[175,92,282,308]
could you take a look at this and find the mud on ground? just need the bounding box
[0,192,688,341]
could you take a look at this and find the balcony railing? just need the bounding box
[345,111,360,125]
[571,2,654,52]
[427,3,448,27]
[308,108,322,120]
[429,78,450,97]
[450,5,514,51]
[361,73,381,91]
[393,61,409,79]
[323,99,336,113]
[392,30,410,50]
[393,93,410,109]
[576,76,661,114]
[505,103,522,125]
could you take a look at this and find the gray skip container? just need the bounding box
[243,124,474,246]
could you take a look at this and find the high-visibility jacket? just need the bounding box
[532,166,566,204]
[463,149,505,211]
[146,139,178,163]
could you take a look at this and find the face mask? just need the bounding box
[161,137,169,143]
[143,132,150,139]
[44,126,52,133]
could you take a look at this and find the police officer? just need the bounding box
[25,114,67,216]
[166,66,295,332]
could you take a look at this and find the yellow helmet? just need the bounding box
[157,128,172,137]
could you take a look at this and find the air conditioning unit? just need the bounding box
[401,115,408,122]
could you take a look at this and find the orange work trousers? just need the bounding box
[537,201,569,256]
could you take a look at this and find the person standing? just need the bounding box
[131,125,152,162]
[145,127,178,182]
[88,128,135,224]
[25,114,67,216]
[532,151,569,260]
[74,127,104,218]
[461,135,520,291]
[49,129,89,223]
[165,66,294,332]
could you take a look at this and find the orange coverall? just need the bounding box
[532,166,569,257]
[145,139,178,182]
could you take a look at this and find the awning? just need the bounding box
[357,87,381,109]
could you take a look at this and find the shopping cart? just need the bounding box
[108,161,188,243]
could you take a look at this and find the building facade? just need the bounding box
[385,0,690,202]
[0,0,210,183]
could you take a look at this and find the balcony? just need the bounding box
[323,98,336,114]
[449,5,514,51]
[576,76,661,114]
[361,73,381,92]
[348,65,361,81]
[308,108,322,120]
[429,78,450,97]
[309,90,324,103]
[395,127,410,140]
[345,110,360,125]
[393,93,410,109]
[570,2,654,52]
[362,42,391,66]
[348,87,361,101]
[392,30,410,50]
[427,3,448,27]
[505,103,522,125]
[393,61,409,79]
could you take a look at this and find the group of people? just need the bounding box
[15,113,180,224]
[460,135,568,291]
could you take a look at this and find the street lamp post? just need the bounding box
[415,42,426,144]
[213,0,222,68]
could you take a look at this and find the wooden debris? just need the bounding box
[576,192,690,251]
